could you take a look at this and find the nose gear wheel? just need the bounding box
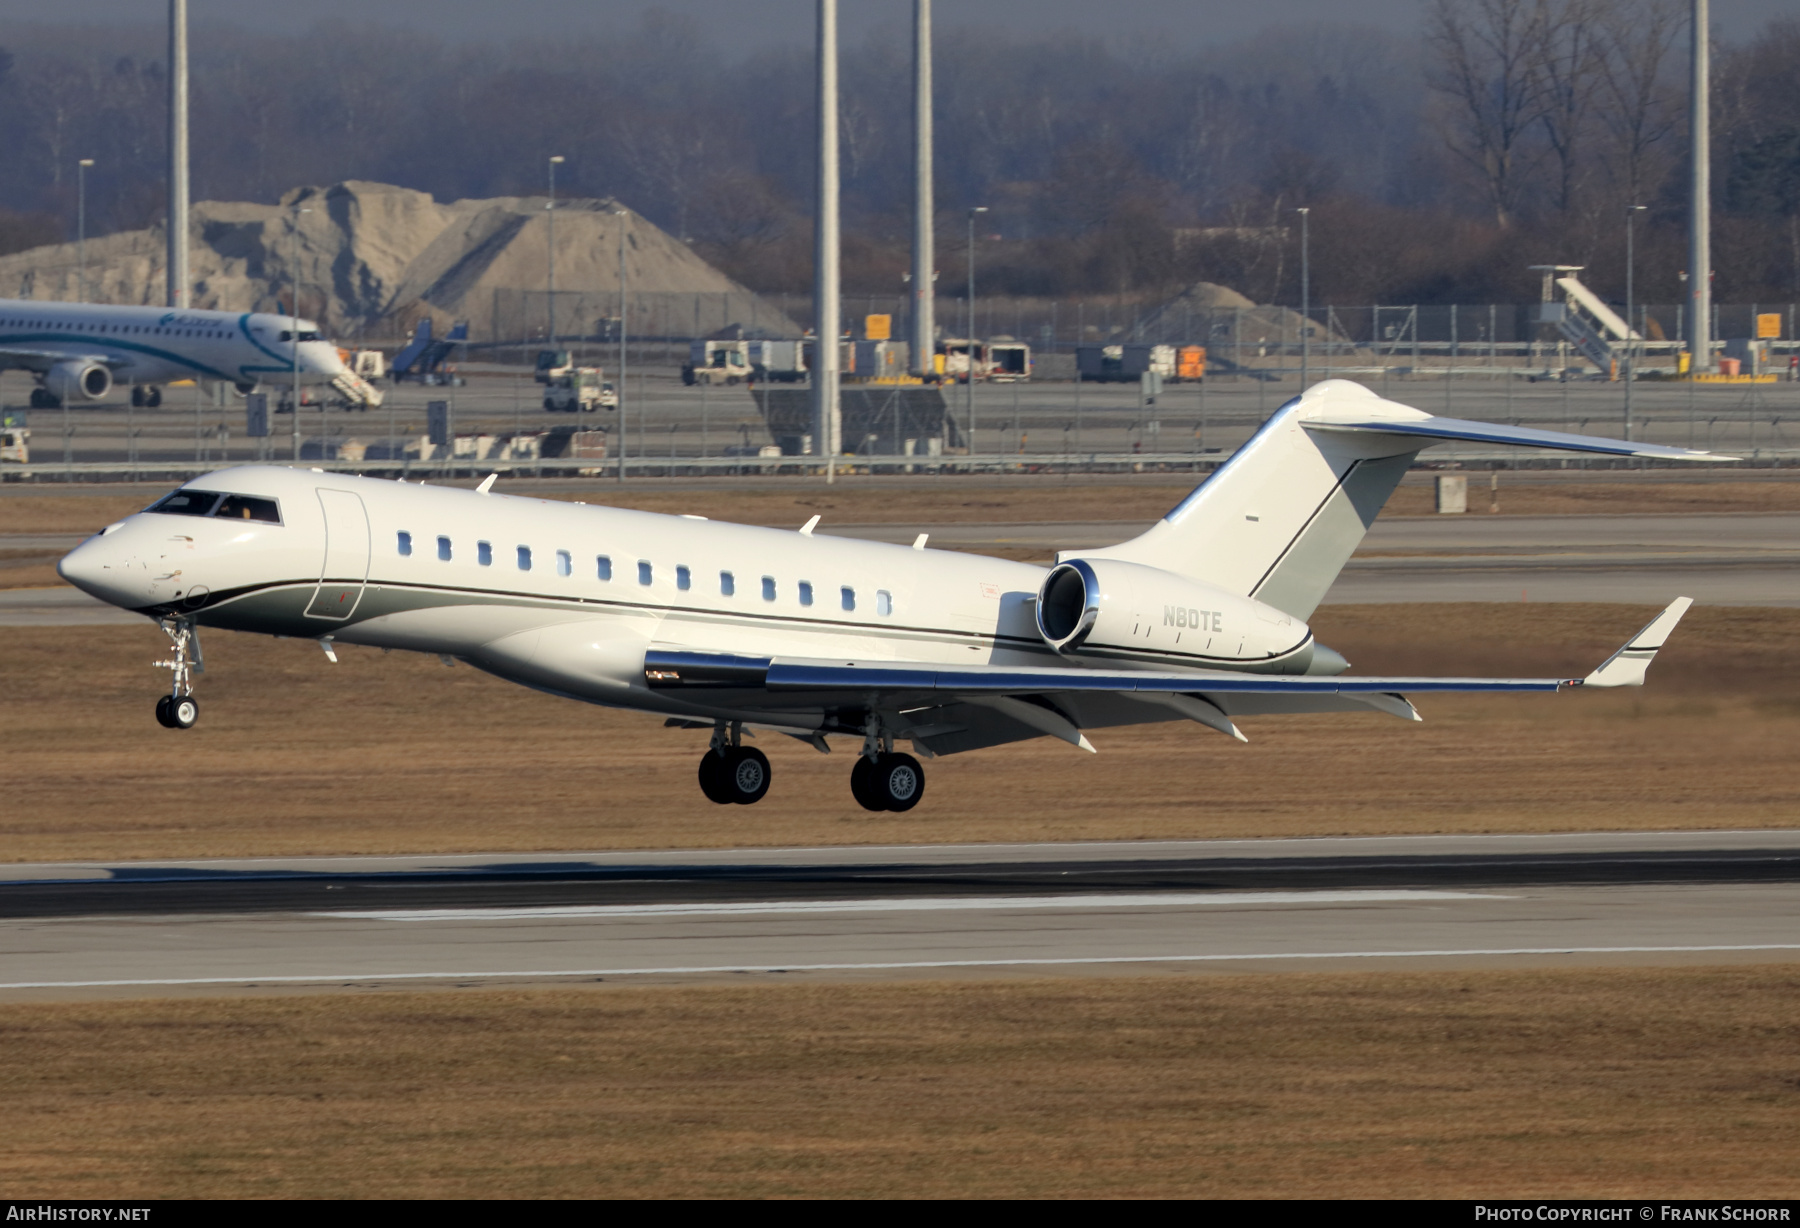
[152,618,203,729]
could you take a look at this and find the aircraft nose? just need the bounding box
[58,529,143,608]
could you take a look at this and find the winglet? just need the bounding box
[800,515,820,536]
[1579,597,1693,688]
[475,473,498,495]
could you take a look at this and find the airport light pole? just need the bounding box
[167,0,189,308]
[1296,206,1310,389]
[616,208,628,483]
[76,159,94,303]
[1625,204,1646,440]
[546,155,564,347]
[966,205,986,450]
[290,205,311,463]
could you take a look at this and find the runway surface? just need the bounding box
[6,510,1799,623]
[4,830,1797,1000]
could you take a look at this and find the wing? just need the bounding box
[0,347,129,374]
[1304,412,1738,463]
[646,599,1692,756]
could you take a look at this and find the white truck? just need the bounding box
[0,412,27,464]
[683,340,752,386]
[543,367,617,413]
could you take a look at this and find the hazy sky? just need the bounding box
[0,0,1789,54]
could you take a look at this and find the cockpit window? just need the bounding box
[214,494,282,524]
[277,330,322,343]
[147,490,223,516]
[146,490,281,524]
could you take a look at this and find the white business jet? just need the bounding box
[59,379,1727,812]
[0,299,346,407]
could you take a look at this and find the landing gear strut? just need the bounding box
[697,722,770,805]
[152,618,202,729]
[849,718,925,812]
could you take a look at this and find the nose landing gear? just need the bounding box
[152,618,202,729]
[697,722,771,805]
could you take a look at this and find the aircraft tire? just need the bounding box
[697,751,735,805]
[169,696,198,729]
[849,755,887,812]
[154,695,174,727]
[723,746,771,805]
[146,387,162,408]
[870,752,924,812]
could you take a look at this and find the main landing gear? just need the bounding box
[849,719,925,812]
[697,722,770,805]
[130,385,163,408]
[152,618,202,729]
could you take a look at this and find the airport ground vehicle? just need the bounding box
[543,367,617,412]
[683,340,752,386]
[988,340,1031,382]
[61,379,1725,809]
[0,412,27,463]
[748,340,808,383]
[534,349,572,384]
[1077,343,1177,383]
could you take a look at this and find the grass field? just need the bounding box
[5,602,1796,863]
[2,968,1796,1198]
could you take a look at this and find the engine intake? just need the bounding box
[45,361,112,403]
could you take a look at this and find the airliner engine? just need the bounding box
[44,360,113,403]
[1035,557,1323,670]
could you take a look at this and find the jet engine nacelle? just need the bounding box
[1036,557,1316,668]
[44,361,112,403]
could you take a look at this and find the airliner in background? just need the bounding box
[0,299,347,407]
[59,379,1726,813]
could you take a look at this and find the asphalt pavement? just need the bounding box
[3,831,1796,999]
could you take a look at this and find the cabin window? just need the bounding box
[841,586,856,612]
[477,541,493,567]
[555,549,572,577]
[638,560,653,586]
[720,571,735,597]
[517,546,532,571]
[437,535,452,561]
[676,565,691,592]
[597,555,613,581]
[397,531,413,557]
[761,576,776,602]
[798,581,814,607]
[876,589,893,616]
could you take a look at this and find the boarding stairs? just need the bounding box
[1535,273,1640,376]
[332,370,385,410]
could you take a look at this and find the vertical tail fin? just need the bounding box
[1070,379,1732,620]
[1073,381,1419,620]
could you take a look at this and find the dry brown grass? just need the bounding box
[6,477,1800,540]
[6,603,1796,863]
[2,968,1797,1197]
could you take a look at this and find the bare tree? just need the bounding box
[1594,0,1684,206]
[1534,0,1609,213]
[1426,0,1553,226]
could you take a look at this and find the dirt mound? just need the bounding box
[0,180,796,341]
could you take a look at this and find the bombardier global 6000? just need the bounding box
[59,380,1726,811]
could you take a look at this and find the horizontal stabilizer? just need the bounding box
[1304,414,1737,463]
[1579,597,1693,688]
